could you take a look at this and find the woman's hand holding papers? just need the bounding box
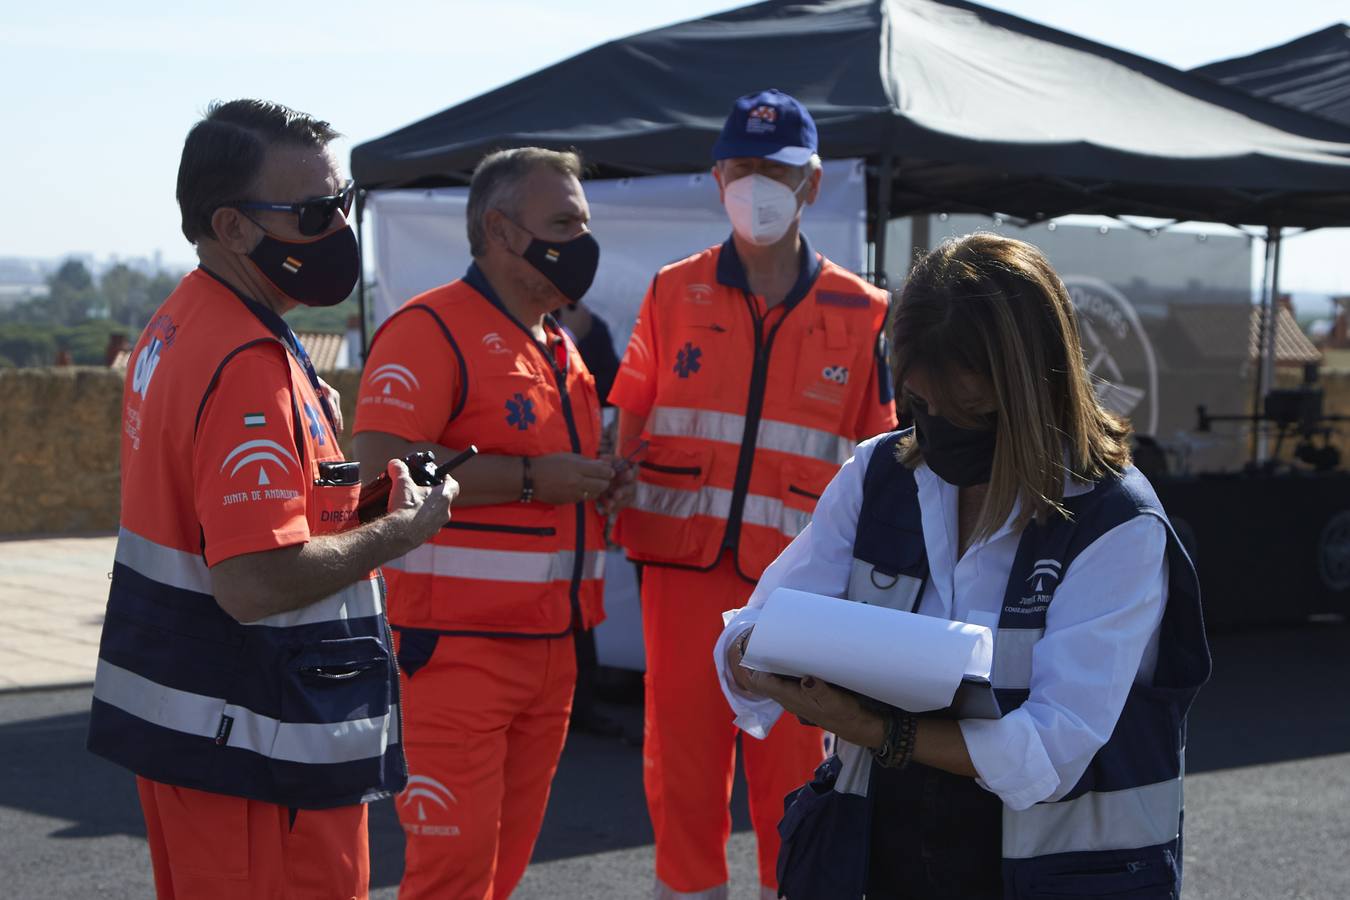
[728,627,886,750]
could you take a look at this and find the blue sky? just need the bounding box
[2,0,1347,293]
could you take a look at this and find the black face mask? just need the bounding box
[518,228,601,304]
[912,403,998,487]
[247,224,360,308]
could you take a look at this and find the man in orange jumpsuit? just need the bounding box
[354,148,630,899]
[610,89,898,899]
[87,99,455,899]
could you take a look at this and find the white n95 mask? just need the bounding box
[723,173,807,246]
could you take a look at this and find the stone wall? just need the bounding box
[0,367,363,537]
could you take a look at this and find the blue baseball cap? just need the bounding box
[712,89,818,166]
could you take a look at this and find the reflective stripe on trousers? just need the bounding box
[92,658,395,765]
[383,545,606,584]
[648,406,853,466]
[115,526,384,628]
[632,482,810,539]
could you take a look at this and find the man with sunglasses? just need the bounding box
[87,99,456,899]
[354,147,630,899]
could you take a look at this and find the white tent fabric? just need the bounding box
[366,159,869,354]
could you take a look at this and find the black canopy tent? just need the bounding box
[352,0,1350,236]
[1193,24,1350,129]
[352,0,1350,434]
[352,1,1350,625]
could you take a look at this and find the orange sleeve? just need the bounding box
[607,279,660,417]
[353,307,461,442]
[194,343,310,567]
[853,325,899,440]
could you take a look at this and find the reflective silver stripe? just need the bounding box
[648,406,744,445]
[758,417,854,465]
[991,627,1043,691]
[384,545,604,583]
[1002,778,1183,858]
[633,481,732,521]
[742,491,811,537]
[632,483,810,539]
[834,740,875,797]
[115,527,383,628]
[648,406,851,465]
[248,578,384,628]
[92,659,391,765]
[115,526,211,594]
[654,878,729,900]
[846,557,924,611]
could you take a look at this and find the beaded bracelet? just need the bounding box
[875,710,918,769]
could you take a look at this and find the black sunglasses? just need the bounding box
[234,181,355,236]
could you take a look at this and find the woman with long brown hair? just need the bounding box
[715,233,1210,899]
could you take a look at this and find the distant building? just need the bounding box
[111,328,357,373]
[1320,295,1350,350]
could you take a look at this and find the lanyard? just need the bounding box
[202,267,341,437]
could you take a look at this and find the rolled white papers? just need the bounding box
[742,587,993,713]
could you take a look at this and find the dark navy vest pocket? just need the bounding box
[285,635,390,721]
[1009,846,1179,899]
[394,627,441,679]
[264,634,395,806]
[776,755,871,900]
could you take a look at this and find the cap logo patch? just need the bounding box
[282,256,303,274]
[746,105,778,134]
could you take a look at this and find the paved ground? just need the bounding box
[2,534,1349,898]
[0,534,113,691]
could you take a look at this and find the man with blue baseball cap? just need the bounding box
[610,89,898,899]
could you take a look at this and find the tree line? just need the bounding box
[1,259,358,368]
[0,260,181,368]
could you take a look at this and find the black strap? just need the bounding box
[199,266,340,436]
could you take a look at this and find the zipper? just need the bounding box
[639,460,702,476]
[787,484,821,501]
[532,333,587,631]
[469,276,589,630]
[442,521,557,536]
[724,292,777,549]
[377,570,407,781]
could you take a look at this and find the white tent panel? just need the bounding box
[366,159,870,353]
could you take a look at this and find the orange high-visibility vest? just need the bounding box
[611,238,895,582]
[88,268,402,809]
[362,266,606,636]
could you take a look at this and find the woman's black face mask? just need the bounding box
[911,401,998,487]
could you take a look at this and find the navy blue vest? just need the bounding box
[778,431,1210,899]
[87,305,405,810]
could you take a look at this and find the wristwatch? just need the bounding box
[735,628,752,661]
[519,456,535,503]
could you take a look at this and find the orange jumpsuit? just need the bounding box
[611,237,896,896]
[355,263,606,899]
[88,269,396,900]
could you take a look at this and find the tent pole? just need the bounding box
[873,155,894,289]
[355,191,369,366]
[1251,225,1282,465]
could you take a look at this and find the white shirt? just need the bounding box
[713,434,1168,812]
